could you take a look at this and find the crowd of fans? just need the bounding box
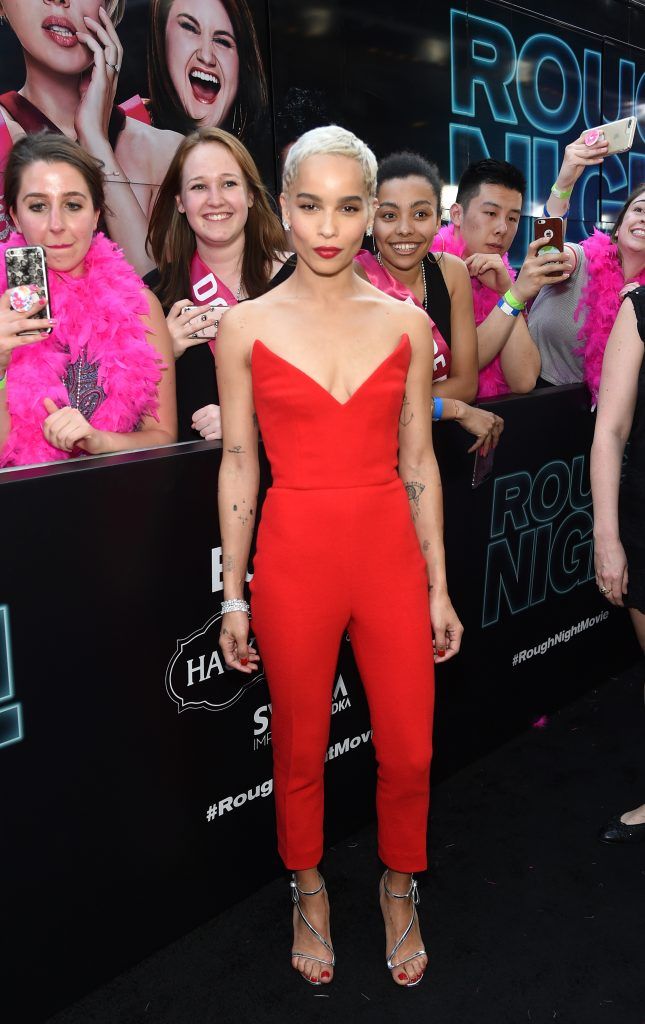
[0,125,644,469]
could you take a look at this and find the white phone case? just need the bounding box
[586,116,637,155]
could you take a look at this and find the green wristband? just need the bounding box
[551,183,573,200]
[503,289,525,311]
[0,371,6,391]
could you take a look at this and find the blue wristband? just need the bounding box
[497,297,521,317]
[432,396,443,421]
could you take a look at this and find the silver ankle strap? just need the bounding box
[383,871,420,905]
[290,873,325,902]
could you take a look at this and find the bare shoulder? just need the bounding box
[216,301,259,362]
[118,119,183,175]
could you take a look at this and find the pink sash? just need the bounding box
[355,249,451,383]
[189,250,239,356]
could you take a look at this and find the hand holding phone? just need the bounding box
[181,303,229,340]
[4,245,52,336]
[583,117,636,156]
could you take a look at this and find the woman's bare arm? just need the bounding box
[397,306,463,660]
[591,299,643,604]
[432,255,478,402]
[216,306,261,671]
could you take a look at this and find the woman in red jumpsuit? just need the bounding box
[217,126,463,988]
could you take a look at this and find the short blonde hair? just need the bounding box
[282,125,378,198]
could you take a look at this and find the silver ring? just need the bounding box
[106,61,120,72]
[598,586,608,594]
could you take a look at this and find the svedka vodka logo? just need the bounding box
[166,612,264,713]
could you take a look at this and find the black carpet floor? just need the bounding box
[46,665,645,1024]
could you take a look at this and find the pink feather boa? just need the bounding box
[0,232,162,468]
[575,229,645,403]
[432,223,515,399]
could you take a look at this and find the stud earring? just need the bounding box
[282,220,290,231]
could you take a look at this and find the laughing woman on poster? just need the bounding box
[217,126,463,987]
[146,0,268,142]
[0,0,182,274]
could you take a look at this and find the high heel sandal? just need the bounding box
[381,870,427,988]
[290,873,335,985]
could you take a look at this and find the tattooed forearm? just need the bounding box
[400,392,414,427]
[405,480,426,520]
[422,539,430,552]
[224,555,236,573]
[227,445,246,454]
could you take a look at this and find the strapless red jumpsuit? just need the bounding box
[250,334,435,872]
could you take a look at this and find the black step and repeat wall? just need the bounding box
[1,387,640,1022]
[1,1,644,1020]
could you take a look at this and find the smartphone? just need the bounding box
[5,245,51,336]
[584,116,636,155]
[534,216,565,279]
[534,217,563,255]
[181,304,229,340]
[472,447,495,489]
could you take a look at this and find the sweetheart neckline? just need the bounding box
[252,334,410,408]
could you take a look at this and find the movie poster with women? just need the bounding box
[1,1,643,267]
[0,0,274,268]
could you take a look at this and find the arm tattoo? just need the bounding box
[422,539,430,552]
[400,392,414,427]
[227,445,245,454]
[405,480,426,520]
[224,555,236,573]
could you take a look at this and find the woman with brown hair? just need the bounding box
[0,132,176,467]
[146,0,268,142]
[146,126,289,441]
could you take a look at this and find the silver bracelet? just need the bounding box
[221,598,250,615]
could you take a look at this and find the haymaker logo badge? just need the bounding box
[166,613,264,712]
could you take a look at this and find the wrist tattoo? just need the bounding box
[422,539,430,552]
[405,480,426,519]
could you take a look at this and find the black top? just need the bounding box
[618,286,645,611]
[424,253,452,349]
[144,259,296,442]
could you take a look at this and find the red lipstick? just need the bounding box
[42,16,79,48]
[314,246,342,259]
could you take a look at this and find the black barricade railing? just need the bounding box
[1,384,639,1022]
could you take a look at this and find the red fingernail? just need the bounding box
[321,970,330,979]
[437,648,446,657]
[240,657,249,666]
[398,973,408,981]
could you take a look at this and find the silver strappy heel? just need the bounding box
[290,873,335,985]
[381,870,427,987]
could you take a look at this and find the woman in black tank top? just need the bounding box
[355,151,503,454]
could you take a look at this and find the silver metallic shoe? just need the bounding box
[290,873,335,985]
[381,870,427,987]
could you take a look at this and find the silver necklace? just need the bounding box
[213,277,243,338]
[376,251,428,311]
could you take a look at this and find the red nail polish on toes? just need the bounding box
[398,973,408,981]
[321,970,330,979]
